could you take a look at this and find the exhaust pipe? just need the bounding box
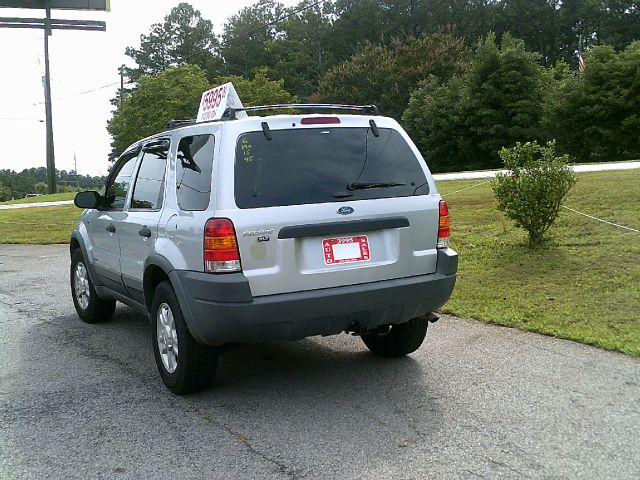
[423,312,439,323]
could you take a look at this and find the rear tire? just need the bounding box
[151,281,217,394]
[361,317,429,358]
[70,248,116,324]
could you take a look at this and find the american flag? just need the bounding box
[577,50,586,72]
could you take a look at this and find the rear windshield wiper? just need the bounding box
[347,181,406,191]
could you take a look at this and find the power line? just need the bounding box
[0,117,44,122]
[33,80,132,104]
[48,81,124,102]
[232,0,329,40]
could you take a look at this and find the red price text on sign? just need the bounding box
[201,85,228,112]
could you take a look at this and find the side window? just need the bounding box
[131,140,169,210]
[176,134,215,211]
[104,150,138,210]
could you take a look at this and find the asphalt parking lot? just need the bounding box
[1,244,639,479]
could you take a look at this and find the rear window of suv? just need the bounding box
[234,127,428,208]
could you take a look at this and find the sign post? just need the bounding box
[43,4,55,194]
[0,0,108,193]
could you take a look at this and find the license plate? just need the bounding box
[323,235,371,265]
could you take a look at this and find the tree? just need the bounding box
[544,41,640,162]
[107,64,210,159]
[403,33,545,171]
[214,67,298,105]
[465,34,545,165]
[124,3,223,83]
[0,180,10,202]
[270,0,336,98]
[218,0,335,99]
[327,0,387,61]
[493,0,561,65]
[403,75,467,172]
[221,0,285,78]
[314,32,469,119]
[492,141,576,246]
[599,0,640,51]
[106,64,296,160]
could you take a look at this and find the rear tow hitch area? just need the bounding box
[422,312,440,323]
[347,312,439,336]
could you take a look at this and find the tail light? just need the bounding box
[437,200,450,248]
[204,218,241,273]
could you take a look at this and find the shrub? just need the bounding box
[491,141,576,246]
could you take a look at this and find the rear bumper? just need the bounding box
[171,248,458,346]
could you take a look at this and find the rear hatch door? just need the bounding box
[223,118,441,297]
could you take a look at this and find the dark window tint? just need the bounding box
[234,127,428,208]
[176,134,215,211]
[131,141,168,210]
[104,150,138,210]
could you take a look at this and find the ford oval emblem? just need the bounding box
[337,206,354,215]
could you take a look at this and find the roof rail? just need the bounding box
[222,103,380,120]
[165,119,196,130]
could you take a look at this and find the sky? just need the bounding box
[0,0,301,176]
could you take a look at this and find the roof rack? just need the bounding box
[165,104,380,129]
[222,103,380,120]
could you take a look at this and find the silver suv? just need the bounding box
[71,104,457,394]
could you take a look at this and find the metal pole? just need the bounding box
[43,3,56,194]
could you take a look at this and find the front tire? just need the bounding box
[70,248,115,324]
[361,317,429,358]
[151,281,217,394]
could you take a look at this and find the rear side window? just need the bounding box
[131,141,169,210]
[234,127,428,208]
[176,134,215,211]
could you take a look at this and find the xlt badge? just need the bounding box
[243,228,275,237]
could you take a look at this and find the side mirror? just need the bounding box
[74,191,101,209]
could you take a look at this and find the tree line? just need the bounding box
[108,0,640,171]
[0,168,104,202]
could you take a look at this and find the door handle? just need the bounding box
[138,226,152,238]
[106,224,116,233]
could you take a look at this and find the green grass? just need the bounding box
[0,205,80,243]
[0,192,76,205]
[437,170,640,356]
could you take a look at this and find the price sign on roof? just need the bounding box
[196,83,245,122]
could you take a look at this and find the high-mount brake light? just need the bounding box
[300,117,341,125]
[437,200,450,248]
[204,218,241,273]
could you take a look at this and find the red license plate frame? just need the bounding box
[323,235,371,265]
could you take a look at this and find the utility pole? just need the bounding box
[0,0,109,195]
[43,2,56,194]
[74,150,78,189]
